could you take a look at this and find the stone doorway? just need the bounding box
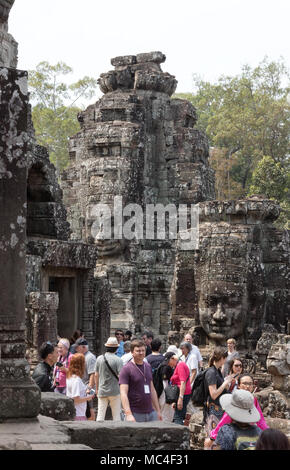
[49,277,77,338]
[44,268,83,339]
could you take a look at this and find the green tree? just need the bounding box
[28,61,97,175]
[175,58,290,199]
[249,156,290,228]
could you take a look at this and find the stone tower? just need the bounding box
[61,51,215,339]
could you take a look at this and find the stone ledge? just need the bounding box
[62,420,190,450]
[0,415,71,448]
[31,443,93,450]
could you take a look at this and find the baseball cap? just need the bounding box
[75,338,88,346]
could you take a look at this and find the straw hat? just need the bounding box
[105,337,119,347]
[220,389,260,423]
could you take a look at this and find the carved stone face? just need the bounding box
[198,281,248,344]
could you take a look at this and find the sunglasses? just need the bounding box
[233,364,242,368]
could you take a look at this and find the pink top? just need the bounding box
[210,396,269,440]
[170,361,192,396]
[54,353,72,388]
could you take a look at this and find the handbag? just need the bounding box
[164,383,180,404]
[164,371,190,404]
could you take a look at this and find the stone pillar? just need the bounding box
[25,292,59,370]
[0,66,41,419]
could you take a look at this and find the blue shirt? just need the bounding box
[116,341,124,357]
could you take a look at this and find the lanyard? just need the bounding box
[132,360,147,383]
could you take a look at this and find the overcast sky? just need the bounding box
[9,0,290,99]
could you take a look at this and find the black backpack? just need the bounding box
[191,369,209,406]
[152,363,165,398]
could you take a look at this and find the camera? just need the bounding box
[56,361,63,367]
[87,389,96,396]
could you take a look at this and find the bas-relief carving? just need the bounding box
[170,197,289,350]
[191,198,289,348]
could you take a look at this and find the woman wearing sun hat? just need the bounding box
[214,389,262,450]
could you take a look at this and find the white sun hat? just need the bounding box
[104,337,119,347]
[220,389,260,423]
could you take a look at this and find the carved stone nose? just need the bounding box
[213,303,226,321]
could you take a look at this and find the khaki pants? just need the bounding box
[97,395,121,421]
[159,390,175,423]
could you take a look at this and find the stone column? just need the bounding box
[0,66,41,419]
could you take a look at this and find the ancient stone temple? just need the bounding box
[61,52,215,340]
[61,53,289,349]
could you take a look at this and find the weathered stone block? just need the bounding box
[40,392,76,421]
[63,421,190,450]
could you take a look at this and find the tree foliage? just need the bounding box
[28,61,97,175]
[175,58,290,215]
[249,156,290,229]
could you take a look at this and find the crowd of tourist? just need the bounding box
[32,331,290,451]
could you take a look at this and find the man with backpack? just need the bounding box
[144,338,164,373]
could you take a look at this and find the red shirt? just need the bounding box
[170,361,191,395]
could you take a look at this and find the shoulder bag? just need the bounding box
[164,372,190,404]
[103,354,119,381]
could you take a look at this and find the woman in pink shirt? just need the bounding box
[170,359,192,425]
[205,373,268,448]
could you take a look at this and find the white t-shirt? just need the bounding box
[190,345,202,364]
[181,353,198,387]
[122,352,133,365]
[66,375,87,417]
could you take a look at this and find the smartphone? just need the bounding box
[56,361,63,367]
